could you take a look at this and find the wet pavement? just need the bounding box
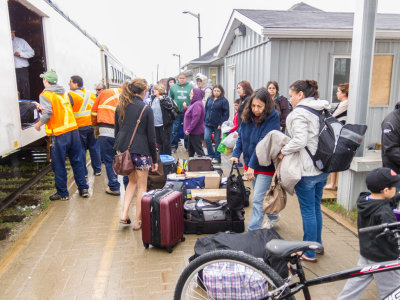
[0,146,377,299]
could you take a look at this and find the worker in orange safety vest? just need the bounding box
[91,86,124,195]
[34,70,89,201]
[68,75,101,178]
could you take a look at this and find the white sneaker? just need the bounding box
[211,158,220,164]
[262,216,280,229]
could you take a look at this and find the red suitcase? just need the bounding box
[142,189,185,253]
[187,156,212,171]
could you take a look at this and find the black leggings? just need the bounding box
[155,125,172,155]
[188,134,205,157]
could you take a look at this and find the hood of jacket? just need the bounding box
[44,84,65,94]
[191,88,205,103]
[357,192,387,217]
[196,73,208,89]
[296,97,331,111]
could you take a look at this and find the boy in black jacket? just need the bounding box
[338,167,400,299]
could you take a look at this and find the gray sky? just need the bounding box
[54,0,400,83]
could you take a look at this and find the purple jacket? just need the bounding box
[184,88,205,135]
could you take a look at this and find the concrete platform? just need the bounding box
[0,147,378,299]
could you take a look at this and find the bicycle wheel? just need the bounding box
[174,250,294,300]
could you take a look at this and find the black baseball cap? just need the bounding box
[366,167,400,193]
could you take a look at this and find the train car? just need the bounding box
[0,0,133,158]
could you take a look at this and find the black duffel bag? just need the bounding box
[189,228,288,279]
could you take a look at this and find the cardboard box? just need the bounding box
[186,171,220,189]
[167,174,186,180]
[191,189,226,201]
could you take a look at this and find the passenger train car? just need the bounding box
[0,0,133,157]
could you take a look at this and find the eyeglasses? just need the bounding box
[96,88,103,91]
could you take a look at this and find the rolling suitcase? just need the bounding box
[163,181,187,202]
[142,189,185,253]
[188,156,212,171]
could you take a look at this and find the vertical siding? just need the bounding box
[221,26,400,148]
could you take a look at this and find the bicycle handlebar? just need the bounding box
[359,221,400,234]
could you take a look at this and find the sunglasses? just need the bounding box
[96,88,103,91]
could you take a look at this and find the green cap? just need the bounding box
[40,70,58,84]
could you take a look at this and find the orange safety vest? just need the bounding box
[91,87,122,126]
[41,90,78,136]
[69,88,96,127]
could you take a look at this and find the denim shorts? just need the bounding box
[130,153,152,171]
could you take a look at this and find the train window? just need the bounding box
[111,67,115,83]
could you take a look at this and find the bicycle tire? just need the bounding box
[174,250,294,300]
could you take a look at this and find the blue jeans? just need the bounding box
[248,174,277,231]
[295,173,329,258]
[170,113,187,149]
[79,128,101,176]
[98,136,120,191]
[51,130,88,197]
[204,125,221,162]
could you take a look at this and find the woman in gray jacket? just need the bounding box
[278,80,330,262]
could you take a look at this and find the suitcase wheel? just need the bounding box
[181,236,186,242]
[143,242,149,249]
[166,246,173,253]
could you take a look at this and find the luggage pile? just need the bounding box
[142,156,250,253]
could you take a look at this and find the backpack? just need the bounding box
[297,105,367,173]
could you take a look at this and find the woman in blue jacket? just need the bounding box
[230,87,280,231]
[204,85,229,164]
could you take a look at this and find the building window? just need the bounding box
[331,55,393,106]
[331,56,351,103]
[209,67,217,86]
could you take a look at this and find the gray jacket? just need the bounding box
[256,130,301,195]
[281,97,330,177]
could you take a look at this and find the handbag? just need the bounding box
[112,106,147,176]
[226,163,246,211]
[263,161,287,214]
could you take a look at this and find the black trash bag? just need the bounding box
[190,228,288,279]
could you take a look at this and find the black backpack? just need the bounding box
[297,106,367,173]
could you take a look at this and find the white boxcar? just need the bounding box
[0,0,133,157]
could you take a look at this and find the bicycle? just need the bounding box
[174,221,400,299]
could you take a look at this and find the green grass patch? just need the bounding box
[322,198,358,224]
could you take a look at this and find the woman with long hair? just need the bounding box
[114,78,158,230]
[204,85,229,164]
[279,79,330,262]
[150,84,174,155]
[236,80,253,128]
[266,81,291,132]
[230,87,280,231]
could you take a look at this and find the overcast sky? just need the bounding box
[54,0,400,83]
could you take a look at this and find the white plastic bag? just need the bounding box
[221,121,234,134]
[221,131,238,148]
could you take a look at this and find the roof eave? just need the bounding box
[216,10,264,58]
[262,28,400,39]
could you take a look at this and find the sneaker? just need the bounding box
[105,187,120,196]
[79,189,89,198]
[49,193,69,201]
[94,171,102,176]
[211,158,220,164]
[262,216,280,229]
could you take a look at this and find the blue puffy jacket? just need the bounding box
[232,109,280,172]
[204,97,229,128]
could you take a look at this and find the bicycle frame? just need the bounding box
[272,258,400,300]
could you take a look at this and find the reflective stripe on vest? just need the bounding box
[70,89,95,126]
[43,91,77,136]
[98,88,119,111]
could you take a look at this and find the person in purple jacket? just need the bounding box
[184,88,205,157]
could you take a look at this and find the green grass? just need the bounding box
[322,198,358,224]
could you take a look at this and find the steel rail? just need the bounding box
[0,164,52,212]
